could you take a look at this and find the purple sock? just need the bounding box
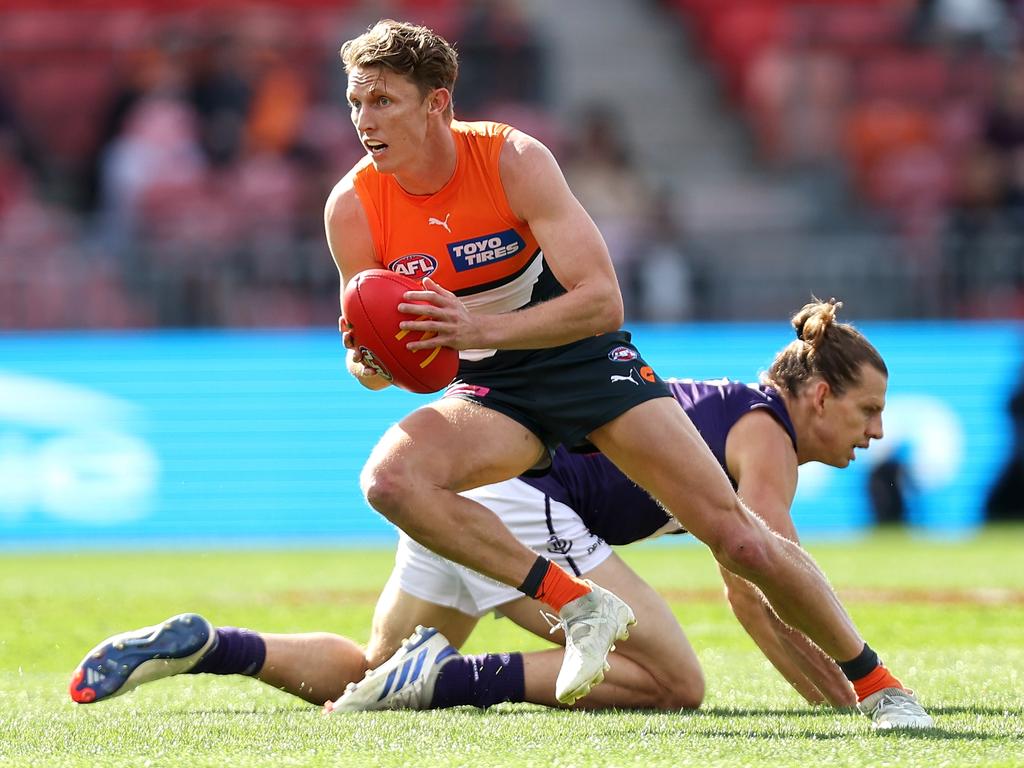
[187,627,266,676]
[430,652,525,709]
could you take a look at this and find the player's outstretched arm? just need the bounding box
[723,411,857,707]
[721,566,855,707]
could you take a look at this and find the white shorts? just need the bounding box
[393,478,613,618]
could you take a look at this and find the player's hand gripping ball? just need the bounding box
[342,269,458,394]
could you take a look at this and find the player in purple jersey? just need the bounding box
[69,300,930,728]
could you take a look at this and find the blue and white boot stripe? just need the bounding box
[409,645,431,681]
[378,647,431,701]
[378,667,400,700]
[434,646,458,667]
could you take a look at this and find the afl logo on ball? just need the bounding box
[388,253,437,279]
[358,347,394,381]
[608,346,638,362]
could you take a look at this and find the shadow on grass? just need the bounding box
[469,707,1008,741]
[928,705,1024,717]
[146,707,311,716]
[870,727,999,741]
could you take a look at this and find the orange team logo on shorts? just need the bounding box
[639,366,656,383]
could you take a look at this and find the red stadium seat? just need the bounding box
[804,4,906,55]
[672,0,784,54]
[857,51,951,106]
[745,48,849,166]
[706,3,794,104]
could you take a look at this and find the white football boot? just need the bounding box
[326,625,458,712]
[858,687,935,730]
[550,581,636,705]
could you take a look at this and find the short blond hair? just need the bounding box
[341,19,458,109]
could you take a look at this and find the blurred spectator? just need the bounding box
[97,96,207,256]
[941,145,1009,311]
[746,46,849,169]
[987,364,1024,520]
[0,3,560,330]
[189,32,253,166]
[630,193,701,322]
[868,442,916,526]
[453,0,548,116]
[246,59,307,156]
[983,55,1024,208]
[908,0,1013,56]
[0,106,32,221]
[936,54,1024,315]
[82,38,192,214]
[563,104,655,313]
[0,81,42,211]
[8,1,1024,329]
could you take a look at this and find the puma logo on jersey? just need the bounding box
[428,213,451,232]
[610,371,639,386]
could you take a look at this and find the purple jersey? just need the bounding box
[520,379,797,545]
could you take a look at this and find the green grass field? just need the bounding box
[2,526,1023,767]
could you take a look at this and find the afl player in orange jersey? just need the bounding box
[323,20,931,726]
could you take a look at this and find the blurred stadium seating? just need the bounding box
[1,0,1024,329]
[665,0,1024,317]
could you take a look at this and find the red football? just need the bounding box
[342,269,459,394]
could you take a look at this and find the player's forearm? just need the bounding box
[480,280,623,350]
[723,569,855,707]
[727,584,826,704]
[767,623,857,708]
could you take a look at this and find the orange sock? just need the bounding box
[852,664,904,701]
[534,562,591,612]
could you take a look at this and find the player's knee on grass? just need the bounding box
[639,644,705,710]
[602,654,703,710]
[651,668,704,710]
[614,622,705,709]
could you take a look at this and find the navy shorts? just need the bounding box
[443,331,672,453]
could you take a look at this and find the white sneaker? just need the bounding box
[550,581,636,705]
[326,625,457,713]
[69,613,215,703]
[858,687,935,730]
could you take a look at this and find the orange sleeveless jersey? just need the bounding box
[351,120,557,318]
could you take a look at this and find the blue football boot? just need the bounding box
[69,613,215,703]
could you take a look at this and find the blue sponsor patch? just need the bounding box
[388,253,437,279]
[447,229,526,272]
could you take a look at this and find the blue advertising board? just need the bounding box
[1,324,1021,548]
